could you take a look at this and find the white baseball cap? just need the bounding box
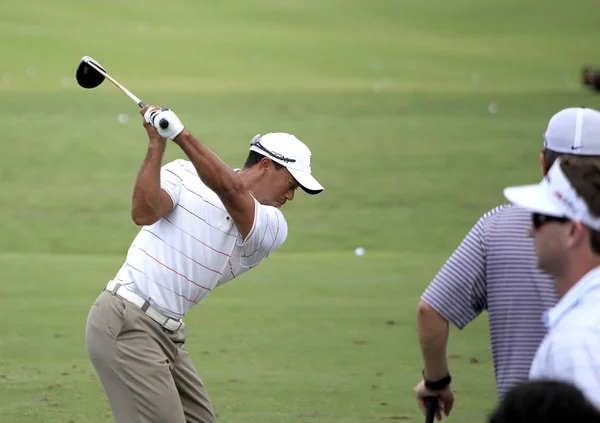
[249,133,324,195]
[503,157,600,230]
[543,107,600,155]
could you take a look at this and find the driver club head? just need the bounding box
[76,56,106,89]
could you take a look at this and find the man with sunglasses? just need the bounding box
[413,107,600,420]
[503,155,600,409]
[85,106,324,423]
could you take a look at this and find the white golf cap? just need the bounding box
[249,133,324,195]
[503,158,600,230]
[543,107,600,155]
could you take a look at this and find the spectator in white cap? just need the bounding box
[503,154,600,410]
[413,107,600,420]
[85,104,323,423]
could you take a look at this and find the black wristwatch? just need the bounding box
[422,370,452,391]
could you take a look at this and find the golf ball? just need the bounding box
[488,103,498,114]
[354,247,365,257]
[118,113,129,124]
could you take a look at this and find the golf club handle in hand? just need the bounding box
[137,102,169,130]
[424,396,438,423]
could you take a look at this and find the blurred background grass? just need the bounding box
[0,0,599,422]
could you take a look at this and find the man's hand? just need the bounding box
[132,106,173,226]
[143,106,185,140]
[140,106,167,145]
[414,380,454,421]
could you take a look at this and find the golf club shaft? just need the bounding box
[85,60,144,107]
[424,397,437,423]
[84,59,168,129]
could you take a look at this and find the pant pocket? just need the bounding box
[107,295,128,338]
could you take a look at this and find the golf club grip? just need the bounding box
[135,102,167,128]
[424,397,437,423]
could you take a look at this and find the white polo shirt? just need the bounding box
[529,266,600,409]
[111,159,288,319]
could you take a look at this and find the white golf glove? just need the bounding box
[144,107,185,140]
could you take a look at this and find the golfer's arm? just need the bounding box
[417,300,450,380]
[131,142,173,226]
[173,130,255,237]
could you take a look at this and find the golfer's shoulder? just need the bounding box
[257,202,288,227]
[161,158,193,176]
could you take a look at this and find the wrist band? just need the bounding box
[422,370,452,391]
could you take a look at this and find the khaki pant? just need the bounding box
[85,290,217,423]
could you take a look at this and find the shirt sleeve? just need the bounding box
[420,207,504,329]
[160,160,184,207]
[237,199,288,268]
[530,329,600,408]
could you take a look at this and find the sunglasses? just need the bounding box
[531,212,570,230]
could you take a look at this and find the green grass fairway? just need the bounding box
[0,252,495,423]
[1,0,600,422]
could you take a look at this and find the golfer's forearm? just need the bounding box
[417,300,450,380]
[173,131,246,199]
[131,142,166,224]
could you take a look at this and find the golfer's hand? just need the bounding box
[143,106,185,140]
[140,106,167,144]
[414,380,454,421]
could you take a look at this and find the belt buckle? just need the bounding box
[165,318,183,332]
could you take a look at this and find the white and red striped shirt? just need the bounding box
[111,159,288,318]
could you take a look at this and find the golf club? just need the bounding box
[424,397,437,423]
[75,56,168,129]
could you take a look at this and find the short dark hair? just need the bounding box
[542,148,579,173]
[560,155,600,254]
[243,151,284,170]
[488,380,600,423]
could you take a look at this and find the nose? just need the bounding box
[285,189,295,201]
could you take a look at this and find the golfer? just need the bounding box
[85,106,324,423]
[413,107,600,419]
[504,155,600,410]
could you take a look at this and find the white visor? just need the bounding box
[503,158,600,230]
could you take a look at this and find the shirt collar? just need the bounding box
[544,265,600,328]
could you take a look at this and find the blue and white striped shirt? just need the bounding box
[529,266,600,409]
[422,204,558,398]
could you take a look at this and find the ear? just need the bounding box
[258,157,274,173]
[540,151,548,176]
[566,221,588,249]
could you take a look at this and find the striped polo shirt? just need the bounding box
[110,159,288,319]
[421,204,559,398]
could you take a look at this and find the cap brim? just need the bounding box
[503,184,564,217]
[288,168,324,195]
